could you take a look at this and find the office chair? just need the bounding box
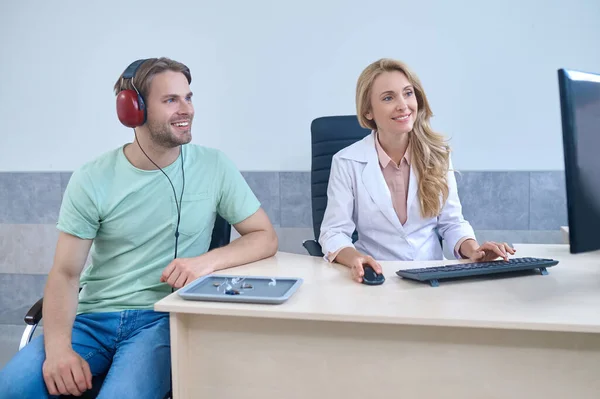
[302,115,371,257]
[18,214,232,399]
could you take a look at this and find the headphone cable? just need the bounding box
[133,129,185,260]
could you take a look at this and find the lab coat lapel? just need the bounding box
[403,165,420,234]
[360,149,405,236]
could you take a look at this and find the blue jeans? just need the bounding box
[0,310,171,399]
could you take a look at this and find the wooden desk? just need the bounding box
[155,244,600,399]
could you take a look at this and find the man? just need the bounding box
[0,57,278,398]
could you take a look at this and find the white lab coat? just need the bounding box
[319,132,475,261]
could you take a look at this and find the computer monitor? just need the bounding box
[557,68,600,254]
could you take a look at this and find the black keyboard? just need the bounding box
[395,257,559,287]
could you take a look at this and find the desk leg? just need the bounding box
[171,314,600,399]
[169,313,189,399]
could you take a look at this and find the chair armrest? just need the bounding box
[302,240,324,257]
[24,297,44,325]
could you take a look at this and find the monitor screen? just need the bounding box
[558,69,600,254]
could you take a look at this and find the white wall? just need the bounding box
[1,0,599,172]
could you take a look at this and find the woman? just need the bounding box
[319,58,515,283]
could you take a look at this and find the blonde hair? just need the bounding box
[356,58,450,218]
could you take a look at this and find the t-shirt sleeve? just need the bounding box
[215,151,261,225]
[56,169,100,240]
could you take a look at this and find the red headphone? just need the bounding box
[116,59,148,128]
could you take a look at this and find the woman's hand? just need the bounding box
[459,239,516,262]
[335,247,383,283]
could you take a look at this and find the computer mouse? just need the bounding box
[362,265,385,285]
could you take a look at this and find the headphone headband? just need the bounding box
[122,59,148,81]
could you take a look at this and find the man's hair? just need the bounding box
[113,57,192,100]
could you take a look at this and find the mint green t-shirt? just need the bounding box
[57,144,260,315]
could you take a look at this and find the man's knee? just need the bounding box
[96,364,171,399]
[98,379,171,399]
[0,337,50,399]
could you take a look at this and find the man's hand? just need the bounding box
[160,257,215,288]
[43,349,92,397]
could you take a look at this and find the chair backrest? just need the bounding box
[209,214,231,250]
[309,115,371,241]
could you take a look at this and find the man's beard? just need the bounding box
[146,119,192,148]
